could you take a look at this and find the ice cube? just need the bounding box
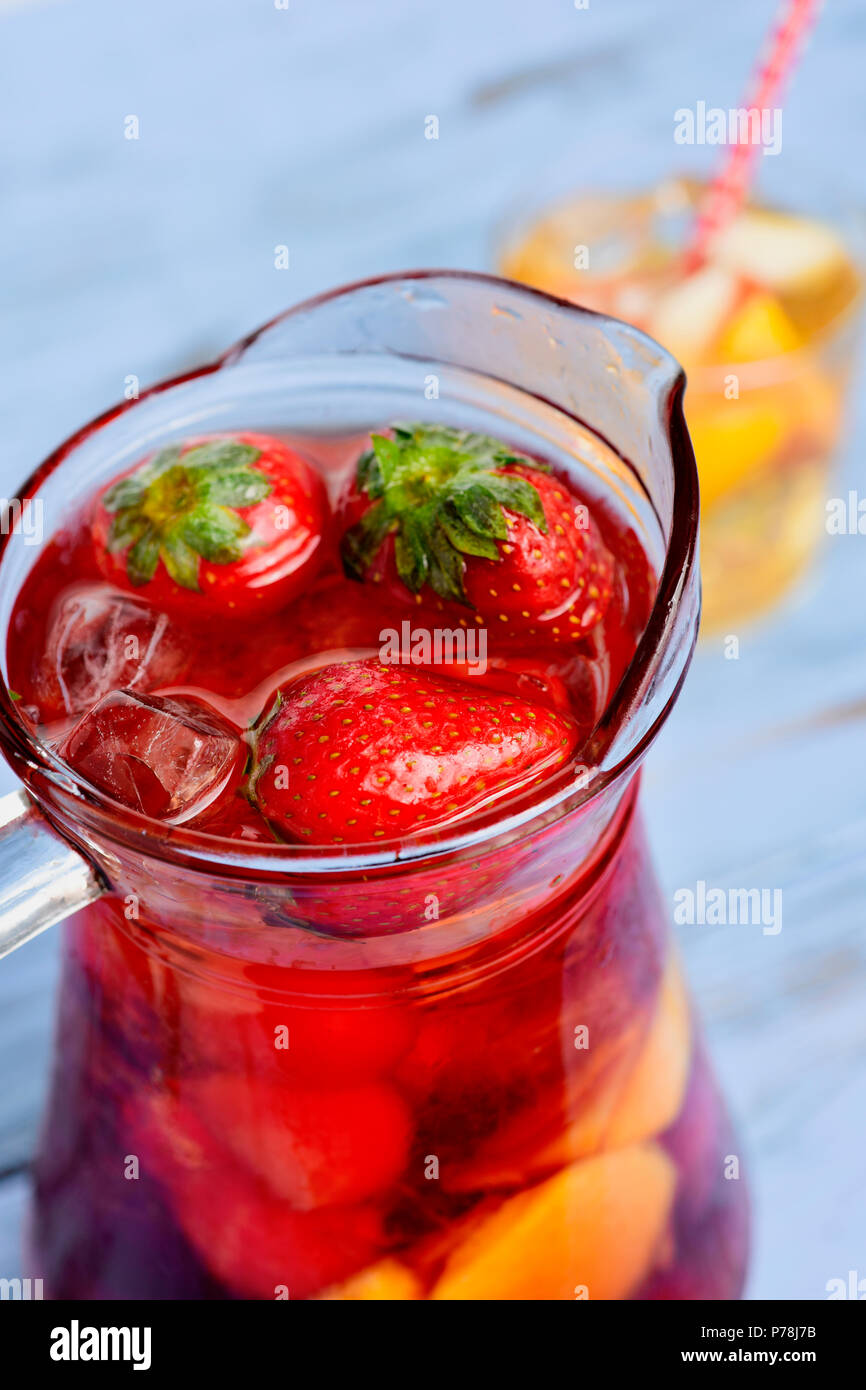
[60,690,245,822]
[35,584,191,721]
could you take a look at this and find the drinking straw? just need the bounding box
[684,0,822,271]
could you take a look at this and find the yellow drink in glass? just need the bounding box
[500,178,862,631]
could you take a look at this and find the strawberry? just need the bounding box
[92,432,327,618]
[186,1075,410,1210]
[339,424,616,644]
[248,657,579,845]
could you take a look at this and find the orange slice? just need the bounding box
[431,1142,676,1300]
[527,952,691,1168]
[443,953,691,1193]
[716,289,802,363]
[440,1004,651,1193]
[686,397,787,509]
[317,1258,423,1300]
[604,953,691,1146]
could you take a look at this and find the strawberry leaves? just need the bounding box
[127,528,163,587]
[103,440,271,591]
[340,424,548,605]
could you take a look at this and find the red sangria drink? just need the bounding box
[0,273,747,1299]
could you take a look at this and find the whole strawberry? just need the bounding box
[249,657,578,845]
[93,432,327,618]
[339,424,615,644]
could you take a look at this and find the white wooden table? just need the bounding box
[1,0,864,1299]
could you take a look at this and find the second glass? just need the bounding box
[499,173,863,631]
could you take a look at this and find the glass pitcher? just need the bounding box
[0,271,748,1300]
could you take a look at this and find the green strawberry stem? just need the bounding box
[103,440,272,591]
[340,424,548,606]
[244,691,282,803]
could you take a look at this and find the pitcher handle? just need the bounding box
[0,789,104,958]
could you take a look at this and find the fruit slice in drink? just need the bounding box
[431,1143,676,1300]
[443,952,691,1192]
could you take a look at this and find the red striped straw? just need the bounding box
[684,0,822,272]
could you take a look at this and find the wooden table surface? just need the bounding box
[1,0,864,1299]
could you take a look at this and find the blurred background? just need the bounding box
[1,0,865,1299]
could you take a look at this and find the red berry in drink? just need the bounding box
[185,1075,410,1209]
[339,424,615,644]
[92,433,327,618]
[248,656,578,844]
